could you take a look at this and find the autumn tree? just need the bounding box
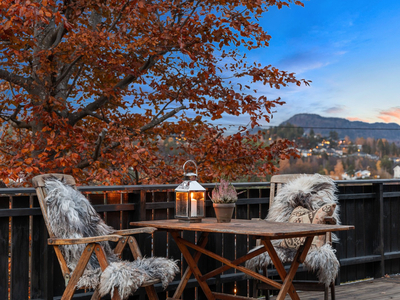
[0,0,308,185]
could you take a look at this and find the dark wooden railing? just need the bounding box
[1,179,400,299]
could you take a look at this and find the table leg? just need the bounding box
[172,231,209,300]
[170,231,215,300]
[275,236,314,300]
[261,239,299,300]
[175,233,283,290]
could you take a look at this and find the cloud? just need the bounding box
[324,105,346,114]
[377,107,400,123]
[278,51,331,74]
[346,117,371,123]
[277,48,347,75]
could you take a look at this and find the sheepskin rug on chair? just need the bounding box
[44,178,179,299]
[245,174,341,286]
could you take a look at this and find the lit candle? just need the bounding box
[191,198,197,216]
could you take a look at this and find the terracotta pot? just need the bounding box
[213,203,236,223]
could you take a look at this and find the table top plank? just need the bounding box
[130,218,354,239]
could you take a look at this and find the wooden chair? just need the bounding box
[252,174,337,300]
[32,174,162,300]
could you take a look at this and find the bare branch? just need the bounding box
[65,64,83,100]
[55,55,83,86]
[1,85,32,129]
[8,82,15,97]
[0,69,37,95]
[76,140,121,169]
[108,1,130,32]
[140,105,186,132]
[86,110,110,123]
[179,1,199,29]
[9,120,31,129]
[50,24,67,50]
[93,128,107,161]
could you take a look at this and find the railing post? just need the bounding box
[373,182,385,278]
[41,220,54,300]
[140,189,147,221]
[0,196,9,300]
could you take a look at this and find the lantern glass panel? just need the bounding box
[176,192,188,217]
[190,192,205,217]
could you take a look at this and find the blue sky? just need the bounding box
[220,0,400,128]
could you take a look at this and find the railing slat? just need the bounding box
[10,195,30,300]
[0,196,9,300]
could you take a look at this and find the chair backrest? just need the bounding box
[32,173,77,278]
[269,174,313,206]
[32,173,77,239]
[268,173,337,245]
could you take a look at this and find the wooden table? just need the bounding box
[130,218,354,300]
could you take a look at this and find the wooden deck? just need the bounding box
[270,275,400,299]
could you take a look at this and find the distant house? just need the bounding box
[342,172,352,180]
[394,165,400,178]
[326,148,339,156]
[300,149,312,157]
[355,170,371,179]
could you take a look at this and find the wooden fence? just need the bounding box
[1,179,400,299]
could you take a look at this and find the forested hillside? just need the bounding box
[282,114,400,142]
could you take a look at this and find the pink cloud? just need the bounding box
[346,117,371,123]
[379,107,400,118]
[377,107,400,123]
[377,115,392,123]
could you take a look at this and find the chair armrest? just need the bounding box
[48,234,123,245]
[324,216,337,225]
[113,227,157,236]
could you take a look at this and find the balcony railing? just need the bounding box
[1,179,400,299]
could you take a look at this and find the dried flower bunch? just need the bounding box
[210,179,239,204]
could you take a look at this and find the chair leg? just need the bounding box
[62,244,96,300]
[252,278,258,298]
[324,285,329,300]
[144,285,159,300]
[330,281,335,300]
[90,288,101,300]
[128,236,159,300]
[263,266,269,300]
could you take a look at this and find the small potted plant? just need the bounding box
[210,179,240,223]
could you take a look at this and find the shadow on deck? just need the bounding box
[270,275,400,300]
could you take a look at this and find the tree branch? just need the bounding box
[76,105,187,169]
[86,110,110,123]
[108,1,130,32]
[8,82,15,96]
[50,23,67,50]
[69,52,166,125]
[76,140,121,169]
[65,64,83,100]
[55,55,83,86]
[0,106,32,129]
[179,1,199,30]
[140,105,186,132]
[0,69,37,95]
[93,128,107,161]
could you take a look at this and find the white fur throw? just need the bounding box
[44,178,179,299]
[245,174,340,286]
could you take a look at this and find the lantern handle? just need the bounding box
[183,160,198,177]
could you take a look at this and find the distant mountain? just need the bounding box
[280,113,400,142]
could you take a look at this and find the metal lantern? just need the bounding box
[175,160,206,222]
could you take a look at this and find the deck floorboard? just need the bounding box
[269,275,400,300]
